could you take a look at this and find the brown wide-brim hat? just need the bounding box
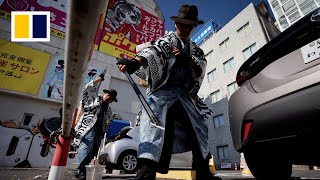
[170,5,204,26]
[103,89,118,102]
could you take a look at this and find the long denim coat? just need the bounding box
[135,32,212,165]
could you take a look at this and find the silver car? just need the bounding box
[99,126,192,174]
[228,8,320,180]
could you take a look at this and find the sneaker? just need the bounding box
[77,171,85,180]
[130,159,157,180]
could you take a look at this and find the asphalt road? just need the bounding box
[0,168,320,180]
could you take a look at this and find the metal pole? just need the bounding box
[48,0,106,179]
[123,70,164,130]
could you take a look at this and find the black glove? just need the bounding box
[99,68,107,81]
[116,58,140,74]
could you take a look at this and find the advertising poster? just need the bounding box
[191,19,221,45]
[0,38,50,95]
[0,0,67,39]
[43,55,102,100]
[98,0,164,59]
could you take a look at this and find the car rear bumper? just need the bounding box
[229,70,320,151]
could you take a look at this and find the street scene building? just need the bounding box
[197,2,280,169]
[3,0,312,172]
[0,0,163,168]
[268,0,320,31]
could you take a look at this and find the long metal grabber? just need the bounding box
[122,68,164,130]
[48,0,106,179]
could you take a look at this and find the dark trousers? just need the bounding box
[157,101,210,176]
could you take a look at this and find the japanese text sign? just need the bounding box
[0,38,50,95]
[98,0,164,59]
[191,19,220,45]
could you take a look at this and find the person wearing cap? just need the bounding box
[72,70,118,180]
[117,4,221,180]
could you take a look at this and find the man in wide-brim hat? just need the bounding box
[73,70,118,180]
[117,4,221,180]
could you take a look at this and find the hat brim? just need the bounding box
[170,16,204,25]
[103,90,118,102]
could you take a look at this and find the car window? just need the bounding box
[127,126,139,140]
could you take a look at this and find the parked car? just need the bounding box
[228,8,320,180]
[106,119,131,140]
[99,126,193,174]
[309,166,320,170]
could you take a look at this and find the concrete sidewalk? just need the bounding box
[0,168,175,180]
[0,168,77,180]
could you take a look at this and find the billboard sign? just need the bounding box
[0,38,50,95]
[42,55,103,101]
[98,0,165,59]
[191,19,220,45]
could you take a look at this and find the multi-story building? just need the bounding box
[197,2,280,169]
[268,0,320,31]
[0,0,163,168]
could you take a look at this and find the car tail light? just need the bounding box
[242,121,253,142]
[236,70,249,86]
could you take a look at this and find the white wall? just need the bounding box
[199,3,268,100]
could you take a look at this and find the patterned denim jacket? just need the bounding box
[135,31,211,117]
[73,81,112,147]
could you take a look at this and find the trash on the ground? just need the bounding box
[34,175,42,179]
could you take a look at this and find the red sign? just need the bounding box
[98,0,164,58]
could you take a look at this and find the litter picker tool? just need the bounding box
[48,0,106,179]
[119,60,164,130]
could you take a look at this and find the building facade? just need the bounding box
[268,0,320,31]
[197,3,280,169]
[0,0,162,168]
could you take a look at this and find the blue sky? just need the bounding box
[156,0,271,36]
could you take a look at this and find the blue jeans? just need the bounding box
[138,87,209,162]
[77,127,101,172]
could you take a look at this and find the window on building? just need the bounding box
[282,0,298,15]
[22,113,34,126]
[223,57,235,73]
[205,49,214,61]
[237,22,251,38]
[219,38,230,51]
[213,114,225,128]
[296,0,318,16]
[279,18,289,30]
[282,0,301,23]
[227,82,239,97]
[211,90,221,104]
[205,49,213,57]
[243,43,257,60]
[272,0,289,30]
[288,9,301,23]
[217,145,229,160]
[207,69,216,82]
[280,0,289,4]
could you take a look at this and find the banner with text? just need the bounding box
[0,38,50,95]
[98,0,164,59]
